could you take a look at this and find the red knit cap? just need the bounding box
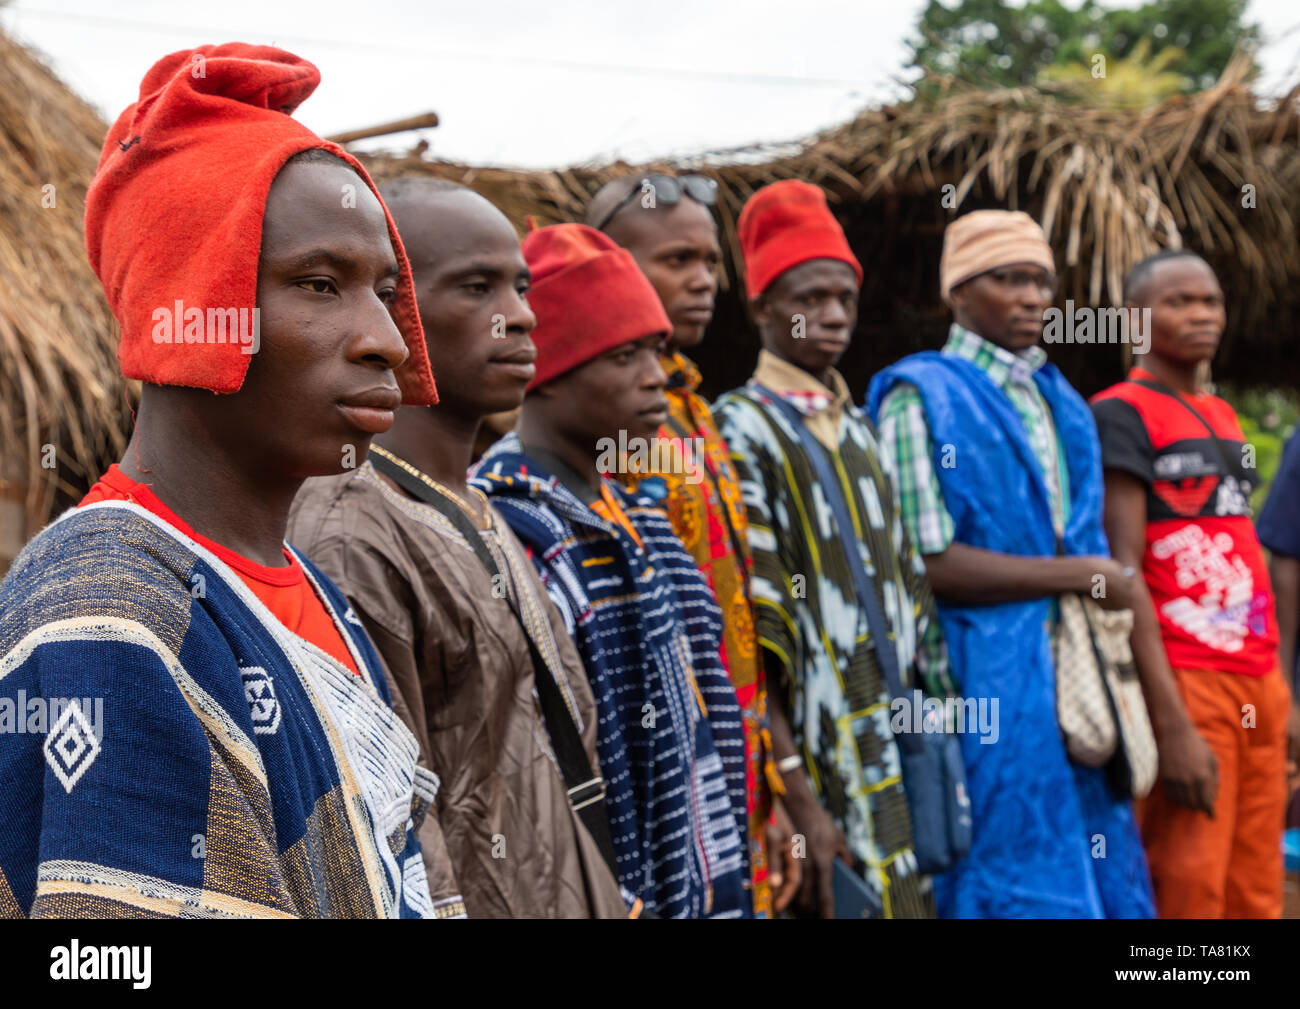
[521,224,670,392]
[85,43,437,405]
[738,180,862,299]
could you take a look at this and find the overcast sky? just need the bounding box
[4,0,1298,169]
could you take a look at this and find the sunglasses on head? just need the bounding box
[594,174,718,231]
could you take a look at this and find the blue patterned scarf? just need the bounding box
[473,433,752,918]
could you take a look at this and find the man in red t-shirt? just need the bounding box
[1092,250,1292,917]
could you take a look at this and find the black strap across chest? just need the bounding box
[366,448,620,880]
[1125,377,1236,477]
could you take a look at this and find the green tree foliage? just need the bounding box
[1219,385,1298,511]
[1039,38,1189,107]
[909,0,1259,93]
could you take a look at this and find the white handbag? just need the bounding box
[1053,594,1157,798]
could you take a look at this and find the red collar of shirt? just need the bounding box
[81,465,300,587]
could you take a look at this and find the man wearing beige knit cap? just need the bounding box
[866,209,1155,918]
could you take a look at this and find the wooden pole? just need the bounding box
[326,112,440,145]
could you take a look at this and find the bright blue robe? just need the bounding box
[868,353,1154,918]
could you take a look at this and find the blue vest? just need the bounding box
[867,352,1153,919]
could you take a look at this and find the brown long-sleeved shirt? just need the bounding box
[288,462,627,918]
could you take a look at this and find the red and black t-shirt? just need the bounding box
[1091,368,1277,677]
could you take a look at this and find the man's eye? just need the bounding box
[464,282,490,295]
[299,278,336,295]
[378,288,397,305]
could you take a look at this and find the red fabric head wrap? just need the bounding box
[737,179,862,299]
[84,43,436,404]
[520,224,670,392]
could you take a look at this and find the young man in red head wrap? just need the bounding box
[472,223,752,918]
[713,180,956,919]
[0,44,445,918]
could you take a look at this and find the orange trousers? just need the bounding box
[1138,664,1291,918]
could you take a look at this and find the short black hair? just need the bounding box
[585,174,644,232]
[377,176,467,209]
[284,146,361,174]
[1124,249,1206,302]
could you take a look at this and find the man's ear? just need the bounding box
[947,279,976,330]
[747,293,770,330]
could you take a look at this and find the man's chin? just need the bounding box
[476,389,529,419]
[304,437,371,477]
[669,324,707,350]
[798,345,847,373]
[1006,329,1043,349]
[620,417,662,442]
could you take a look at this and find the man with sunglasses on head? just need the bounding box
[587,172,798,918]
[867,210,1155,918]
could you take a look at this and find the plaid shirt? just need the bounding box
[876,324,1071,554]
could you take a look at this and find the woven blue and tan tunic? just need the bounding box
[473,433,751,918]
[0,501,443,919]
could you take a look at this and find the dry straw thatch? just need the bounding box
[2,32,1298,553]
[358,50,1300,400]
[0,28,130,562]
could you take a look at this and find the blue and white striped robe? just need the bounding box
[473,433,751,919]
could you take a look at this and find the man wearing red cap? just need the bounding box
[473,223,752,918]
[867,210,1154,918]
[714,180,955,919]
[588,172,797,917]
[288,179,629,918]
[0,45,442,917]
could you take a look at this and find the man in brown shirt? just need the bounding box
[288,179,628,918]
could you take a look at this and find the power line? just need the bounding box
[5,5,879,90]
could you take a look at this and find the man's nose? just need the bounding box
[357,294,409,369]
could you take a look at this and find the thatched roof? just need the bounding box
[3,36,1298,546]
[0,29,129,550]
[357,52,1300,401]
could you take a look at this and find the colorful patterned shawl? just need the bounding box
[473,433,752,918]
[0,501,443,919]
